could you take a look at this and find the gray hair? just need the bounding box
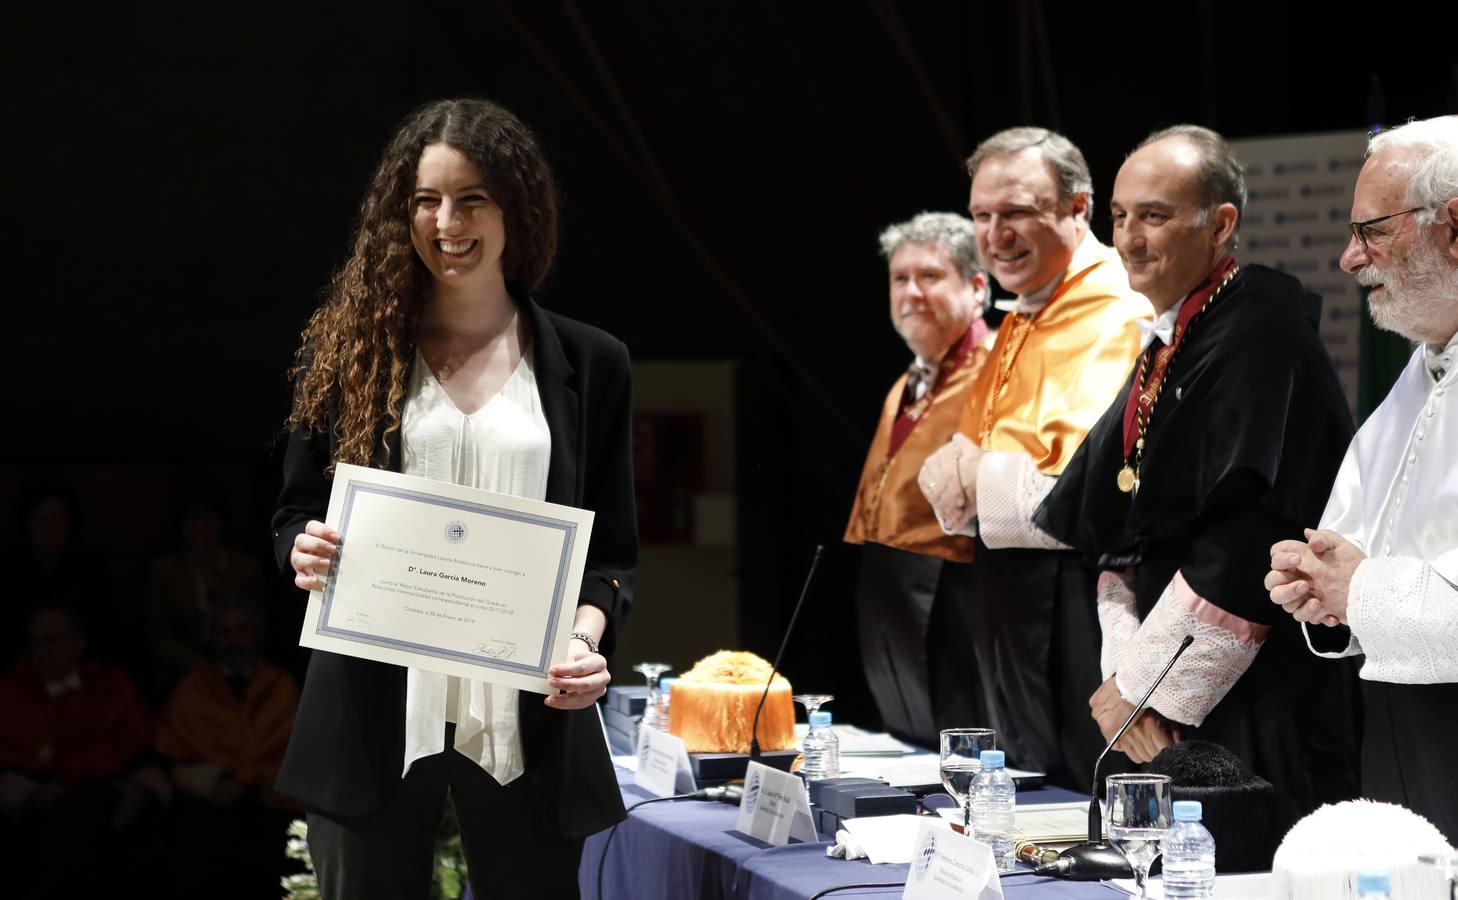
[1368,115,1458,225]
[965,126,1095,223]
[1138,124,1246,246]
[878,212,985,282]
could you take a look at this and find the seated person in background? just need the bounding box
[157,598,301,898]
[2,488,118,672]
[0,605,169,898]
[1033,126,1359,815]
[147,495,266,698]
[844,211,994,746]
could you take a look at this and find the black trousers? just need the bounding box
[306,732,585,900]
[1362,679,1458,846]
[855,543,985,749]
[968,543,1107,791]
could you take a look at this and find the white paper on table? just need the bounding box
[299,464,594,694]
[843,814,951,865]
[792,723,915,755]
[839,752,1042,790]
[936,800,1094,843]
[1106,872,1273,898]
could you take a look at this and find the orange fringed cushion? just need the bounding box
[668,651,796,753]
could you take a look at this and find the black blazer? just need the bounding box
[270,297,637,837]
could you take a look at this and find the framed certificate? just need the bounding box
[298,464,595,694]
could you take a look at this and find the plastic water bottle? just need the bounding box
[1162,800,1216,898]
[970,749,1015,872]
[801,711,840,780]
[657,677,676,728]
[1356,869,1392,899]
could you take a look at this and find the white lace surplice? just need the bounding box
[399,349,550,784]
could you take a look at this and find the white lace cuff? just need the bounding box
[1114,571,1268,728]
[1347,556,1458,684]
[1097,569,1139,680]
[976,450,1070,550]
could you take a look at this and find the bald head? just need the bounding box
[1110,132,1241,312]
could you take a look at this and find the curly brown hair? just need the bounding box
[286,98,559,468]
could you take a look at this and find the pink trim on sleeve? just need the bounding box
[1171,571,1270,644]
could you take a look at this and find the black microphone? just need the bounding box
[749,545,825,761]
[1036,633,1195,881]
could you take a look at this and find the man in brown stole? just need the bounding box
[845,212,992,746]
[918,127,1151,788]
[1032,126,1358,827]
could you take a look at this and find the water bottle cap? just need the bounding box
[808,711,832,726]
[979,750,1005,768]
[1172,800,1203,821]
[1356,870,1390,892]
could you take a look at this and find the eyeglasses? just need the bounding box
[1349,207,1425,251]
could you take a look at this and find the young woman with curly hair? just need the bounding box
[270,98,637,900]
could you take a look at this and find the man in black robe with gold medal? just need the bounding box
[1030,126,1361,819]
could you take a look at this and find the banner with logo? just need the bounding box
[1228,129,1370,415]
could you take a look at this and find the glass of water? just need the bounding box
[1106,773,1172,898]
[938,728,996,832]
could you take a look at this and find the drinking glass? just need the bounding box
[938,728,996,832]
[1105,774,1172,899]
[792,693,834,719]
[631,662,671,743]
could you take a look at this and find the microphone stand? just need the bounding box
[749,545,825,762]
[1038,634,1195,881]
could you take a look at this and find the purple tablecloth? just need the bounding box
[578,766,1127,899]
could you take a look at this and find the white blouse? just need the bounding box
[400,348,551,785]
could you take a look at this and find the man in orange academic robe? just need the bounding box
[919,127,1151,788]
[845,212,993,746]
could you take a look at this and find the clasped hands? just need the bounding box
[1089,676,1179,763]
[917,433,984,533]
[1264,528,1365,628]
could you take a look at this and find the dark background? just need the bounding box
[7,3,1457,725]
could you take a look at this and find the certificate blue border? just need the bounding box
[318,481,578,677]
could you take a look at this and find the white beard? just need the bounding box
[1358,239,1458,343]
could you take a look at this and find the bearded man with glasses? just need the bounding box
[1266,114,1458,844]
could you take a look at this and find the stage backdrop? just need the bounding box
[1228,129,1371,415]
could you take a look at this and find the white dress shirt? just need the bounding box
[399,349,551,784]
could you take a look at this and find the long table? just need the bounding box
[578,766,1125,899]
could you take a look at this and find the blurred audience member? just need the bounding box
[3,487,117,670]
[156,598,300,898]
[0,605,168,899]
[147,495,266,696]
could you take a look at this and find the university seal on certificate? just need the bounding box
[298,464,595,694]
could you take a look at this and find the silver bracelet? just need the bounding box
[569,631,600,654]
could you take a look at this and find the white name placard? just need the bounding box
[634,725,695,797]
[902,818,1004,900]
[735,761,817,845]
